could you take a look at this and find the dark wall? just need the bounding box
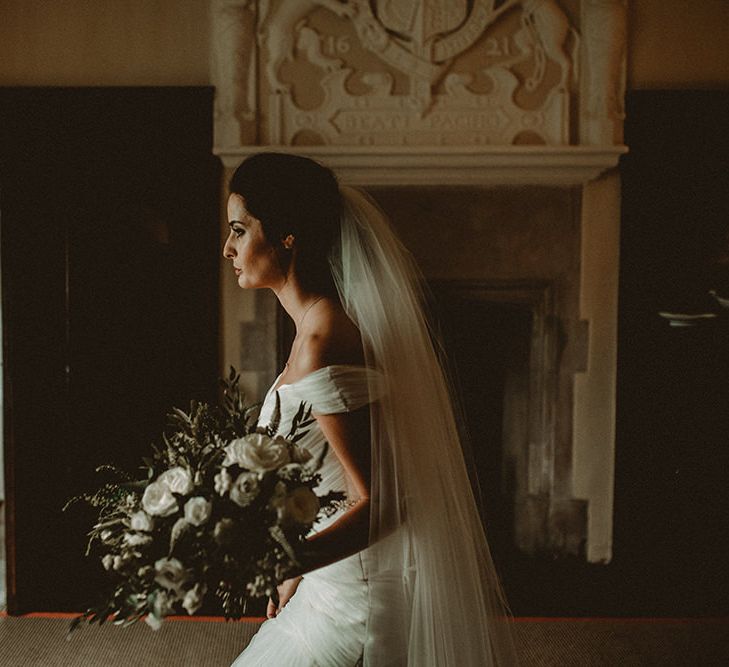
[613,89,729,616]
[1,87,220,612]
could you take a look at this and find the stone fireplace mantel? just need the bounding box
[215,145,627,186]
[212,0,628,565]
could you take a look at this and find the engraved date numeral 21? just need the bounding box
[485,37,512,57]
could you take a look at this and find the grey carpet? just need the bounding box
[0,615,727,666]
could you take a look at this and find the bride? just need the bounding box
[224,153,521,666]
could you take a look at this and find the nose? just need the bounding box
[223,232,236,259]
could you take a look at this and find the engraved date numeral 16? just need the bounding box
[323,35,351,55]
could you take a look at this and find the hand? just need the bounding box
[267,576,303,619]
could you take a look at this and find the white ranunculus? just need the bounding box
[130,510,154,532]
[282,486,320,524]
[223,433,290,472]
[154,557,189,593]
[101,554,114,570]
[182,583,207,616]
[229,472,260,508]
[214,467,232,495]
[142,481,178,517]
[112,555,124,571]
[124,532,152,547]
[157,466,194,495]
[184,497,212,526]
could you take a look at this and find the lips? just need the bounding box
[234,267,242,275]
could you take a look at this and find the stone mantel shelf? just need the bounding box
[214,145,628,186]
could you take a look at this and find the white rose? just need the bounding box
[130,511,154,532]
[154,557,189,593]
[214,468,232,495]
[223,433,290,472]
[282,486,320,524]
[101,554,114,570]
[124,532,152,547]
[142,481,178,517]
[157,467,194,495]
[184,497,212,526]
[229,472,260,508]
[182,583,206,616]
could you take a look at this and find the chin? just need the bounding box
[237,274,263,290]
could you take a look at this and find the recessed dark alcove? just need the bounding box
[431,292,532,562]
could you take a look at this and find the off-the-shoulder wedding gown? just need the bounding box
[231,364,383,667]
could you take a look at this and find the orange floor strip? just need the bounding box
[2,610,727,624]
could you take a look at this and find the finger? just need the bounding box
[266,598,277,619]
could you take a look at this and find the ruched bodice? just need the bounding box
[258,364,384,534]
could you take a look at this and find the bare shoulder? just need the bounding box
[294,297,365,374]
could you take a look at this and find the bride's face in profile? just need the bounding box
[223,193,283,289]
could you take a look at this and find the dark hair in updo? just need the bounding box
[229,152,342,295]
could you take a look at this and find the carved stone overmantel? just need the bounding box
[210,0,628,184]
[211,0,628,565]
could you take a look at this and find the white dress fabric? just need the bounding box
[231,364,384,667]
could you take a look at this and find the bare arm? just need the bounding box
[290,404,372,576]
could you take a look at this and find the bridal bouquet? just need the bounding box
[64,368,343,632]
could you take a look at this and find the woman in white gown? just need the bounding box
[223,153,521,666]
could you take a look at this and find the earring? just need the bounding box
[282,234,295,250]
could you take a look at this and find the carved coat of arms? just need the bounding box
[246,0,580,146]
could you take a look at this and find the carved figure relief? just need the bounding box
[214,0,593,147]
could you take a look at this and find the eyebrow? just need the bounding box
[228,220,248,228]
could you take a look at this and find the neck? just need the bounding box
[273,277,325,331]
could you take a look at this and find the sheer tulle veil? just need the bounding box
[329,185,521,666]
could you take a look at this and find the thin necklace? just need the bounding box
[297,295,325,328]
[285,296,325,371]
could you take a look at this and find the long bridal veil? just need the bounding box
[329,185,521,666]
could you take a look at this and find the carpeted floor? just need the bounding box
[0,614,727,667]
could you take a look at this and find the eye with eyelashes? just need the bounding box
[228,222,246,238]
